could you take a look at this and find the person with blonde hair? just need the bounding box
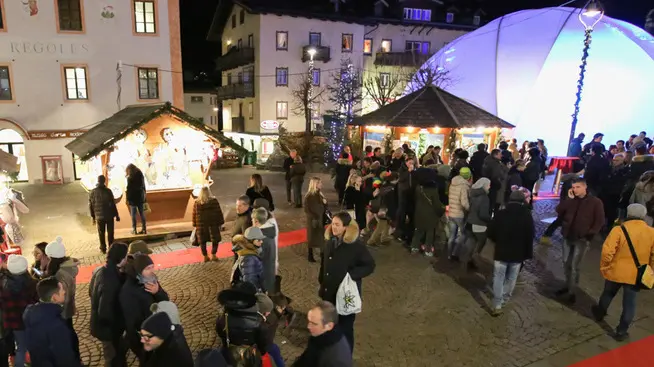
[192,186,225,262]
[304,177,327,262]
[245,173,275,212]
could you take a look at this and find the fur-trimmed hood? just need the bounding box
[632,154,654,163]
[324,220,360,243]
[337,158,352,166]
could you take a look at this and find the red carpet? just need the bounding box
[569,335,654,367]
[76,228,307,284]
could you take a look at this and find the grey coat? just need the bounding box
[467,188,492,226]
[259,219,278,293]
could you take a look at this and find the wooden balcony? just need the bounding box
[301,45,331,63]
[215,47,255,71]
[374,51,432,67]
[216,83,254,100]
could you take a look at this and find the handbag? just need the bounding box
[336,272,362,315]
[143,202,152,214]
[323,207,333,226]
[620,225,654,289]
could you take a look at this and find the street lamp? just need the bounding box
[307,48,317,131]
[567,0,604,156]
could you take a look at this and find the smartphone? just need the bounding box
[32,268,42,277]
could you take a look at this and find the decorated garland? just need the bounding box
[568,29,593,155]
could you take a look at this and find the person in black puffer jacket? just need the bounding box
[119,254,169,366]
[334,154,353,205]
[89,242,129,367]
[126,164,147,235]
[140,312,193,367]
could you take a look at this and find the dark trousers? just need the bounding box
[597,280,639,334]
[129,204,146,231]
[285,179,292,202]
[338,313,356,353]
[523,179,537,200]
[65,318,81,362]
[198,227,220,256]
[544,217,563,237]
[101,333,128,367]
[291,180,303,206]
[0,336,8,367]
[96,219,115,251]
[395,191,413,239]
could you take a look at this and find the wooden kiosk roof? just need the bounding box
[351,86,514,129]
[65,102,247,161]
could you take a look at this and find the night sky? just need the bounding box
[179,0,654,76]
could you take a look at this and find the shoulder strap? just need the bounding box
[419,186,433,206]
[620,225,641,268]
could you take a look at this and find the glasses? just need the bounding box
[138,331,154,341]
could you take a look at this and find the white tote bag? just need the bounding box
[336,272,362,315]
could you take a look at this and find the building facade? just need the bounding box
[208,0,478,160]
[0,0,183,183]
[183,91,219,128]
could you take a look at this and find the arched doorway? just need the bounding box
[0,129,28,181]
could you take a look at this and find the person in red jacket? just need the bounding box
[554,178,605,304]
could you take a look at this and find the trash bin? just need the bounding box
[245,151,257,165]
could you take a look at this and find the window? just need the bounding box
[237,72,243,84]
[312,69,320,86]
[63,66,89,100]
[403,8,431,21]
[190,96,203,103]
[0,66,12,101]
[381,39,392,52]
[309,32,321,46]
[237,39,242,49]
[405,41,430,54]
[243,66,253,83]
[276,31,288,51]
[473,15,481,26]
[133,1,156,34]
[248,34,253,47]
[239,9,245,24]
[248,102,253,119]
[226,73,232,85]
[380,73,390,88]
[0,0,6,31]
[446,12,454,23]
[276,101,288,119]
[311,101,320,120]
[342,33,353,52]
[57,0,84,32]
[137,67,159,100]
[275,67,288,86]
[363,38,372,55]
[231,14,236,28]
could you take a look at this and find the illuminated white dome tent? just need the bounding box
[407,7,654,156]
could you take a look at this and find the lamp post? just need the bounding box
[567,0,604,156]
[307,48,317,131]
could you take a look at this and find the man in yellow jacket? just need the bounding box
[592,203,654,341]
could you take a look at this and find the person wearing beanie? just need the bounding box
[140,312,193,367]
[120,254,169,365]
[251,208,278,294]
[461,178,492,271]
[256,293,285,367]
[486,189,534,316]
[89,242,129,366]
[194,348,228,367]
[89,174,120,254]
[0,255,37,367]
[252,199,280,276]
[230,233,264,291]
[447,166,472,260]
[128,240,153,255]
[44,236,81,361]
[592,203,654,341]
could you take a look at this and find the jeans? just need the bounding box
[562,239,590,295]
[492,261,521,309]
[96,219,115,251]
[101,334,127,367]
[129,204,146,232]
[447,217,466,257]
[291,180,303,206]
[267,343,285,367]
[597,280,639,334]
[461,229,487,265]
[285,179,292,202]
[338,313,356,353]
[12,330,26,367]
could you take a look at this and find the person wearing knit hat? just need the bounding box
[151,301,181,325]
[592,203,654,341]
[486,184,535,316]
[256,293,274,316]
[462,177,492,271]
[120,253,169,365]
[139,312,193,366]
[459,167,472,181]
[128,240,152,255]
[447,166,472,260]
[229,235,264,291]
[45,236,66,259]
[7,254,28,275]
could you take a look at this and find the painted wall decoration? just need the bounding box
[101,5,115,19]
[21,0,38,16]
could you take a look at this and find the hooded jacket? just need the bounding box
[54,258,79,319]
[319,221,376,305]
[89,261,125,341]
[448,175,471,219]
[488,201,534,263]
[23,302,82,367]
[230,242,264,291]
[144,326,194,367]
[467,185,492,227]
[259,219,278,293]
[414,181,445,230]
[215,306,269,357]
[630,180,654,226]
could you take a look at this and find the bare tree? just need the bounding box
[291,72,326,133]
[405,63,455,90]
[362,68,404,109]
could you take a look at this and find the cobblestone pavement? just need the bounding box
[20,170,654,366]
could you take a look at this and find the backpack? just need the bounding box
[225,313,263,367]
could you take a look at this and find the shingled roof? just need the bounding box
[65,102,248,161]
[351,86,514,128]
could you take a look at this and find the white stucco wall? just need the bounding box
[183,92,218,128]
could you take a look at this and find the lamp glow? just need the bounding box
[579,0,604,30]
[226,39,232,46]
[307,48,317,58]
[213,107,218,112]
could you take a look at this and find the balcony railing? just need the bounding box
[301,45,331,63]
[215,47,255,71]
[374,51,431,67]
[216,83,254,100]
[231,116,245,133]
